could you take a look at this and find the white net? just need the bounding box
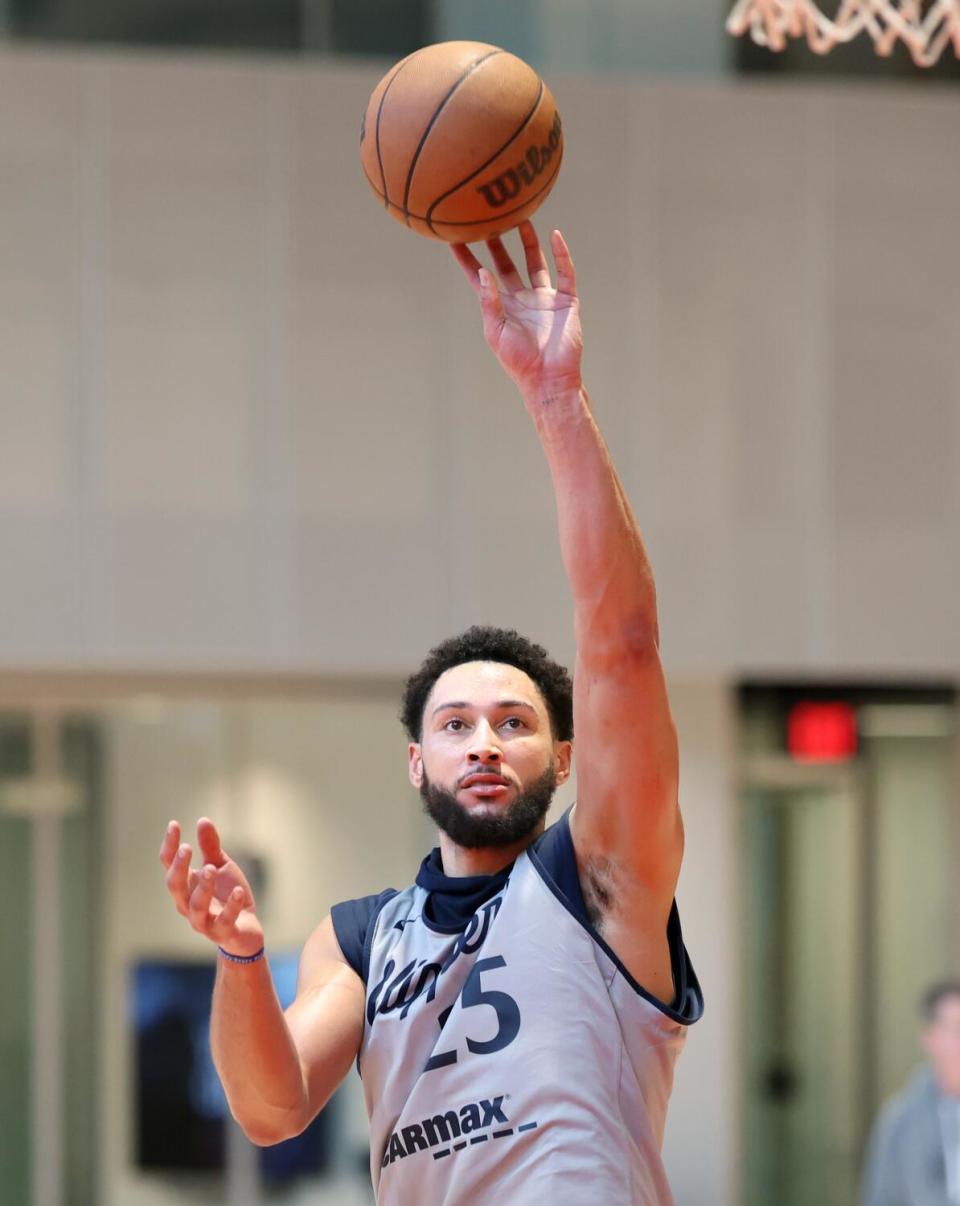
[726,0,960,66]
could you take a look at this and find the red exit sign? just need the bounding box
[787,702,858,762]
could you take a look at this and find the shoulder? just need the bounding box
[527,809,703,1025]
[529,808,671,939]
[894,1066,937,1110]
[870,1069,939,1149]
[528,808,590,923]
[330,888,400,983]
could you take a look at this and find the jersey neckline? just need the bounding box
[415,845,515,933]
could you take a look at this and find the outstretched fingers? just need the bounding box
[451,244,507,349]
[212,886,247,939]
[187,865,248,939]
[485,236,524,292]
[451,242,485,296]
[197,816,227,868]
[165,840,199,915]
[519,221,551,289]
[159,820,180,869]
[161,818,258,954]
[551,229,578,298]
[188,865,217,930]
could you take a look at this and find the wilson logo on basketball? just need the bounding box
[476,112,563,210]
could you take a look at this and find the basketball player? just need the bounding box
[160,221,702,1204]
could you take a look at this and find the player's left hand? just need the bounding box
[452,221,583,406]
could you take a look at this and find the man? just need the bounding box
[160,221,702,1203]
[862,983,960,1206]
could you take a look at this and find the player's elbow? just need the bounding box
[619,611,661,660]
[577,611,661,672]
[234,1105,310,1148]
[241,1122,285,1148]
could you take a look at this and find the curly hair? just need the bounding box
[400,625,574,743]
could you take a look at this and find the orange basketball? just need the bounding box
[359,41,563,243]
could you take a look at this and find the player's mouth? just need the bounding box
[459,773,512,799]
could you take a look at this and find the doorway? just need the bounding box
[739,686,957,1206]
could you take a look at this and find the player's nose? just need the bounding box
[467,720,502,762]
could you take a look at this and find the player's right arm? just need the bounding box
[160,818,364,1146]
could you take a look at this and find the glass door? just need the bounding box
[742,758,866,1206]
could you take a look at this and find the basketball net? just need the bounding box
[726,0,960,65]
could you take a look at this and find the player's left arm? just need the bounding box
[452,223,682,994]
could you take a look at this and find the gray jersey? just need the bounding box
[340,812,702,1204]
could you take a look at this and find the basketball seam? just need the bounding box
[400,49,503,228]
[425,80,546,234]
[375,52,417,208]
[362,151,563,229]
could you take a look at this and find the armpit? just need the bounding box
[580,853,621,933]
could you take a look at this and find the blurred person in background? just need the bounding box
[862,982,960,1206]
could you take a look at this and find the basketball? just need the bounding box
[359,41,563,243]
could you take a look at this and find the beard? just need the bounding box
[420,763,557,850]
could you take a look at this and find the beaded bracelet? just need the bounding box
[218,945,265,965]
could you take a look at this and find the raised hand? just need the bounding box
[160,817,264,958]
[451,221,583,405]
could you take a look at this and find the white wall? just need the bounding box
[0,46,958,680]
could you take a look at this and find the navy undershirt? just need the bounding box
[331,810,589,977]
[417,847,514,932]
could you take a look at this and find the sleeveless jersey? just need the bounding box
[332,810,702,1205]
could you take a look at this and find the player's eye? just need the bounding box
[444,718,466,732]
[502,716,525,730]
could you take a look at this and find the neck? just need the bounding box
[437,823,545,877]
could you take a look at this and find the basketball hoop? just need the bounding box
[726,0,960,66]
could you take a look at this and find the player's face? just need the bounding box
[409,661,572,848]
[922,995,960,1096]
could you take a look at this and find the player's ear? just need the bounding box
[408,742,424,789]
[554,740,573,785]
